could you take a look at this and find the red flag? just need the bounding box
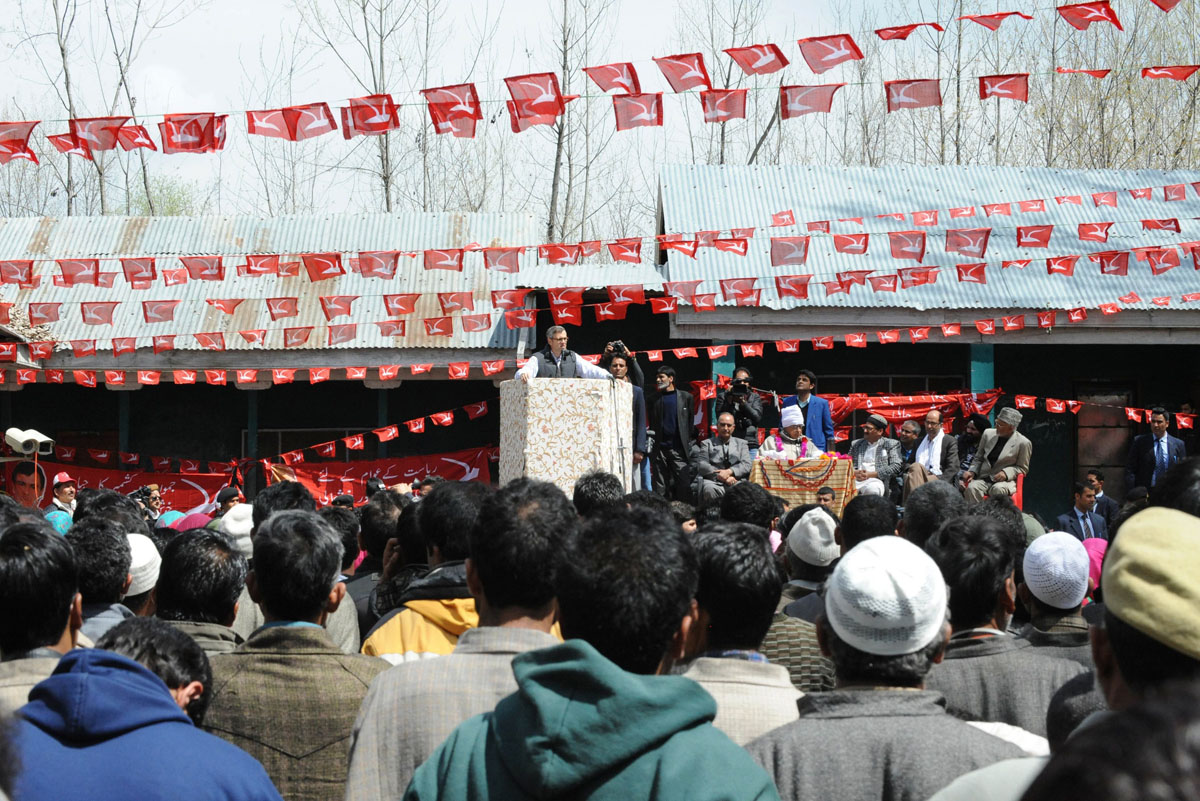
[431,411,455,427]
[1143,218,1181,232]
[1047,255,1079,275]
[672,347,699,359]
[405,418,426,434]
[173,369,196,384]
[1068,308,1088,323]
[539,244,582,265]
[604,284,644,305]
[48,132,93,159]
[234,369,257,385]
[551,305,581,326]
[342,95,399,136]
[911,210,938,226]
[877,329,901,344]
[1143,66,1200,81]
[983,203,1012,217]
[80,302,119,326]
[653,53,711,91]
[115,125,156,151]
[945,228,991,257]
[1125,407,1143,422]
[490,289,531,310]
[56,258,99,286]
[1038,311,1057,328]
[15,369,36,385]
[888,231,926,261]
[957,11,1033,29]
[262,297,297,321]
[421,84,483,129]
[1178,413,1196,428]
[73,370,97,388]
[505,72,566,121]
[436,291,474,315]
[378,364,401,381]
[162,267,187,286]
[1119,292,1142,304]
[1099,303,1121,315]
[1057,1,1122,30]
[769,236,810,267]
[504,309,538,329]
[345,367,368,380]
[700,89,747,123]
[0,261,33,285]
[1017,225,1053,247]
[713,238,749,256]
[612,93,663,130]
[868,275,898,293]
[1058,67,1111,80]
[158,112,226,153]
[771,210,795,226]
[139,299,180,324]
[885,79,941,112]
[44,370,64,384]
[239,330,266,346]
[845,333,868,348]
[1078,222,1112,242]
[481,360,505,376]
[112,337,137,356]
[410,364,433,376]
[121,257,156,285]
[692,294,717,311]
[812,336,834,350]
[27,342,53,361]
[0,121,40,164]
[583,62,641,93]
[1016,395,1037,409]
[975,319,996,335]
[1002,315,1026,331]
[774,340,800,353]
[457,314,489,334]
[206,298,243,315]
[1146,247,1180,275]
[319,295,358,320]
[246,103,336,140]
[796,34,863,74]
[941,323,961,337]
[780,84,844,119]
[1149,0,1184,9]
[179,256,223,281]
[833,233,869,254]
[422,317,453,337]
[479,247,522,273]
[606,239,643,264]
[649,297,678,314]
[548,287,585,307]
[1045,399,1066,414]
[309,368,331,383]
[957,263,988,284]
[1056,195,1083,206]
[378,294,418,317]
[1164,184,1188,202]
[354,251,399,279]
[979,74,1029,101]
[661,239,698,258]
[875,22,944,40]
[328,324,357,346]
[88,448,115,464]
[724,44,789,74]
[268,368,293,385]
[733,342,761,357]
[301,253,343,282]
[718,278,758,301]
[277,327,309,348]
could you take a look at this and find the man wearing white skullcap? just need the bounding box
[122,533,161,616]
[747,536,1023,801]
[1015,532,1093,667]
[760,404,824,460]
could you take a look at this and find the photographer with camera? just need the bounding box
[716,368,764,459]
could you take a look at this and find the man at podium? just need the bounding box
[517,326,613,381]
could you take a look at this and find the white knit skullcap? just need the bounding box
[788,508,839,567]
[825,536,947,656]
[219,503,255,559]
[781,405,804,429]
[1023,531,1089,610]
[126,533,161,596]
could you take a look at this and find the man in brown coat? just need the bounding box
[203,510,388,801]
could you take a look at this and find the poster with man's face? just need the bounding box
[9,461,47,509]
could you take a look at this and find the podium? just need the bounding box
[499,378,634,496]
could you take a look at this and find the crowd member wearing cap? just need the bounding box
[747,536,1023,801]
[781,369,835,452]
[924,517,1088,736]
[64,517,135,642]
[760,405,824,460]
[156,530,247,656]
[783,508,839,603]
[785,495,898,624]
[692,413,753,507]
[848,414,901,496]
[345,479,568,801]
[204,510,388,801]
[217,503,253,560]
[44,473,76,519]
[1015,532,1093,668]
[0,522,83,713]
[122,533,161,617]
[677,522,801,745]
[962,407,1032,504]
[206,488,242,527]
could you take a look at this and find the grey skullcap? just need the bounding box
[865,414,889,430]
[997,407,1023,426]
[787,508,839,567]
[824,536,947,656]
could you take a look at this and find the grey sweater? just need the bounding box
[924,634,1088,736]
[747,689,1023,801]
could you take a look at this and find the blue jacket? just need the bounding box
[782,393,836,451]
[13,649,282,801]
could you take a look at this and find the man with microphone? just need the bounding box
[517,326,613,381]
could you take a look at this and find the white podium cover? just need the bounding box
[499,378,633,496]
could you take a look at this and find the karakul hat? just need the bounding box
[1103,507,1200,661]
[997,407,1023,426]
[824,536,947,656]
[788,508,839,567]
[126,533,161,596]
[780,405,804,429]
[1023,531,1090,610]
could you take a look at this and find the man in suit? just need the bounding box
[848,414,902,497]
[961,407,1032,504]
[648,366,695,500]
[782,369,835,452]
[1086,469,1120,529]
[904,409,960,503]
[890,420,922,503]
[1125,407,1187,492]
[1056,481,1108,541]
[204,510,389,800]
[692,413,753,506]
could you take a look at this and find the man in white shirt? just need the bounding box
[904,410,959,503]
[517,326,612,381]
[848,414,901,497]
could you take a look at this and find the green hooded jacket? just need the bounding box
[404,639,780,801]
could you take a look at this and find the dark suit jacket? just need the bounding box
[631,385,648,455]
[1125,433,1187,490]
[913,435,960,479]
[649,389,696,454]
[1055,509,1108,541]
[1093,493,1120,529]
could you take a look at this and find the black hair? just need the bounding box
[670,500,696,526]
[0,522,77,653]
[96,616,212,725]
[572,471,625,518]
[74,488,144,524]
[1149,457,1200,518]
[0,495,20,532]
[1021,681,1200,801]
[840,494,898,551]
[732,367,752,380]
[966,495,1027,560]
[470,478,575,610]
[1072,481,1090,497]
[820,614,948,688]
[65,517,132,604]
[318,506,360,570]
[925,516,1015,630]
[418,481,492,562]
[251,510,343,621]
[796,369,817,387]
[1149,406,1168,421]
[557,507,699,674]
[623,489,673,519]
[1104,609,1200,694]
[692,522,780,650]
[1046,671,1107,754]
[1086,468,1105,482]
[10,460,38,483]
[719,481,775,530]
[420,475,447,489]
[364,477,386,498]
[816,486,835,498]
[358,491,405,559]
[392,505,426,567]
[902,481,966,548]
[655,365,676,379]
[251,480,316,531]
[155,530,247,624]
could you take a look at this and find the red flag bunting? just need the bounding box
[796,34,863,74]
[725,44,789,74]
[583,62,641,94]
[979,74,1029,101]
[653,53,712,92]
[885,79,941,112]
[957,11,1033,29]
[1057,1,1122,30]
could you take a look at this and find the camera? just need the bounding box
[729,380,749,395]
[4,427,54,456]
[607,340,627,353]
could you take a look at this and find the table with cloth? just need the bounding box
[750,456,856,517]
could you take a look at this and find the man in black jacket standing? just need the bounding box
[649,366,695,500]
[715,367,763,458]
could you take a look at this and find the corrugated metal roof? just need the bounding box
[659,164,1200,311]
[0,212,548,351]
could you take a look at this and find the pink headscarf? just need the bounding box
[1082,538,1108,598]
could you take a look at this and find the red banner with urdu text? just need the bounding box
[3,460,230,513]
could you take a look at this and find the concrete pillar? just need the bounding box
[970,344,996,421]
